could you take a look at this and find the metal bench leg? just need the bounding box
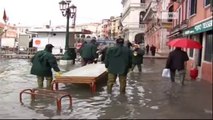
[56,98,62,111]
[19,89,33,104]
[56,94,73,111]
[55,83,59,90]
[68,95,72,108]
[51,81,59,90]
[51,82,55,90]
[31,89,36,100]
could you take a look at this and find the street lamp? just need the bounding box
[59,0,77,61]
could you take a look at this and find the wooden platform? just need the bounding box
[52,64,107,93]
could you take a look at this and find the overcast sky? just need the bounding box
[0,0,123,26]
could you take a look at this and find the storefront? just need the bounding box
[183,19,212,83]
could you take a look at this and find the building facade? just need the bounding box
[121,0,146,43]
[75,23,100,38]
[29,26,88,54]
[168,0,212,83]
[142,0,172,54]
[99,19,111,39]
[110,16,123,40]
[0,23,18,48]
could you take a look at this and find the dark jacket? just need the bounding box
[30,49,60,77]
[132,48,145,64]
[80,42,98,59]
[105,44,132,75]
[100,47,108,62]
[166,48,189,71]
[150,45,156,52]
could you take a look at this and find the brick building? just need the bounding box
[168,0,212,83]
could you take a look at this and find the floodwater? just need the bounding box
[0,58,212,119]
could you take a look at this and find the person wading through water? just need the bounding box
[30,44,61,89]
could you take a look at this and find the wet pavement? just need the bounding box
[0,58,212,119]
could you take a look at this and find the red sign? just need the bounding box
[35,39,41,45]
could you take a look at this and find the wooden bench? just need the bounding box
[52,64,107,93]
[19,88,72,111]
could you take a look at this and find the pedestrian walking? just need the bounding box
[105,38,132,94]
[165,47,189,85]
[80,38,98,66]
[131,44,145,72]
[145,44,150,55]
[30,44,61,89]
[150,44,156,56]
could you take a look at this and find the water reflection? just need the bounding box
[0,58,157,119]
[1,58,211,119]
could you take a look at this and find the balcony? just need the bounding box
[142,1,157,22]
[122,3,146,18]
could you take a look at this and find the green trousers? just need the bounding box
[107,73,127,94]
[37,76,53,89]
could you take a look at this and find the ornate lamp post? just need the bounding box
[59,0,77,61]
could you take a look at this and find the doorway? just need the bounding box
[197,33,203,67]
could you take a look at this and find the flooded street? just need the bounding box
[0,58,212,119]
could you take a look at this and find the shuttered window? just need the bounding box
[189,0,197,15]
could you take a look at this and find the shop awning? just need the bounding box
[183,19,212,36]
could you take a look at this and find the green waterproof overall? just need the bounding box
[37,76,53,89]
[107,73,127,94]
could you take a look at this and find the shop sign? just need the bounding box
[162,23,173,29]
[183,19,212,35]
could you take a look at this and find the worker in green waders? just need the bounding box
[30,44,61,89]
[104,38,132,94]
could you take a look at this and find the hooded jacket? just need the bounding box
[105,44,132,75]
[30,48,60,77]
[80,42,98,59]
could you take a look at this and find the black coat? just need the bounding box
[132,48,145,64]
[166,49,189,71]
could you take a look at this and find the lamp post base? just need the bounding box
[59,48,76,66]
[59,59,73,66]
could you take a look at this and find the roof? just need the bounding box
[29,27,92,34]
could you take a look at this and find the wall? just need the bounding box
[188,0,212,27]
[187,0,212,83]
[202,62,212,83]
[34,32,66,54]
[1,38,15,47]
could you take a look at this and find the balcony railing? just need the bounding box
[122,23,145,32]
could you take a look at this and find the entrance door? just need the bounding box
[197,33,203,67]
[194,33,203,79]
